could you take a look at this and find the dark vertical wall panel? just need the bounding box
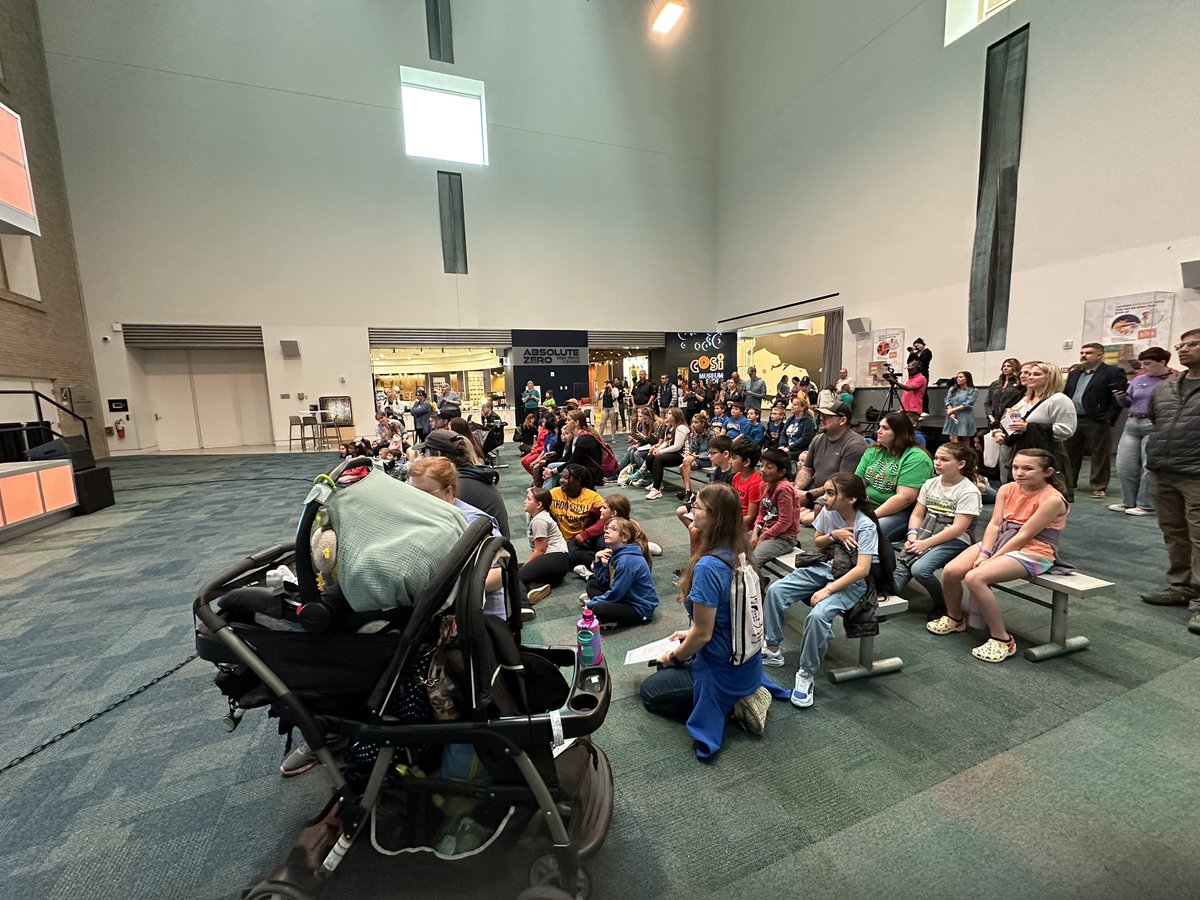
[425,0,454,63]
[510,329,588,403]
[968,25,1030,353]
[437,170,468,274]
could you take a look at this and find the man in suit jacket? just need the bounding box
[1064,342,1127,497]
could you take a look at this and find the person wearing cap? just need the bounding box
[420,428,510,538]
[654,373,680,414]
[794,400,867,525]
[411,388,432,442]
[743,366,768,413]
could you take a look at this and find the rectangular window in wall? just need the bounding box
[437,171,468,274]
[425,0,454,63]
[968,25,1029,353]
[400,67,487,166]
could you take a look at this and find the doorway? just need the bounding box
[142,349,273,450]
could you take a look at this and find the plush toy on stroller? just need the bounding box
[194,457,613,899]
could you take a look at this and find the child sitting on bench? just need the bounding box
[927,448,1069,663]
[762,473,886,709]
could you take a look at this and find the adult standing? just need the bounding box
[743,366,769,413]
[986,358,1024,431]
[618,378,631,432]
[1142,329,1200,625]
[907,339,932,381]
[682,380,705,424]
[411,387,432,443]
[1111,347,1173,517]
[596,379,620,442]
[991,361,1077,499]
[522,380,542,421]
[942,371,979,443]
[725,372,747,409]
[837,368,855,392]
[775,375,791,407]
[1064,342,1127,499]
[655,373,680,414]
[439,381,461,406]
[893,360,927,418]
[632,371,655,416]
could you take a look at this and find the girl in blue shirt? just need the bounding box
[584,518,659,627]
[743,407,766,446]
[639,483,788,759]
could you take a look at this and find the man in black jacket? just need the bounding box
[631,371,655,416]
[422,429,510,538]
[1142,329,1200,624]
[1064,343,1127,498]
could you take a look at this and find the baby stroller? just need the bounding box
[194,458,613,899]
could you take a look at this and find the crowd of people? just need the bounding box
[349,329,1200,762]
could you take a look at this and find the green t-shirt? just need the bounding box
[855,445,934,507]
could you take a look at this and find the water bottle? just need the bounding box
[576,607,603,666]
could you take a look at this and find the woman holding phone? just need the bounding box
[990,361,1076,498]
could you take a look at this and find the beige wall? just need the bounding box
[0,0,105,455]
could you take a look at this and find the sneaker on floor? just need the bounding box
[733,687,772,735]
[971,635,1016,663]
[1141,587,1197,607]
[1189,613,1200,635]
[790,668,814,708]
[526,584,553,605]
[1124,506,1154,517]
[1107,503,1128,512]
[520,607,537,622]
[761,646,785,667]
[280,736,347,777]
[926,615,967,635]
[647,541,663,557]
[645,488,663,500]
[573,564,590,579]
[578,592,590,606]
[629,472,647,486]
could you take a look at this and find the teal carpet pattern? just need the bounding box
[0,446,1197,899]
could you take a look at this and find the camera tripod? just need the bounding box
[864,374,903,439]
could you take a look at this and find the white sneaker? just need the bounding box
[646,488,663,500]
[573,564,590,579]
[1108,503,1128,512]
[761,646,785,667]
[1125,507,1154,517]
[790,668,814,708]
[647,541,663,557]
[526,584,553,605]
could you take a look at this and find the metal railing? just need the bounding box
[0,390,92,455]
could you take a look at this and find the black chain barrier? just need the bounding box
[0,654,198,776]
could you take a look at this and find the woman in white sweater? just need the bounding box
[991,361,1077,499]
[644,407,691,499]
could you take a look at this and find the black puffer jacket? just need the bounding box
[457,464,510,538]
[1146,374,1200,477]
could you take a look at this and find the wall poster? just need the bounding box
[1082,292,1175,361]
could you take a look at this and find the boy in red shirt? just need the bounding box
[730,437,764,531]
[751,447,800,564]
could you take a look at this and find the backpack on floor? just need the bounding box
[598,440,620,479]
[729,552,764,666]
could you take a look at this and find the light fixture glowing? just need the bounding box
[651,0,686,34]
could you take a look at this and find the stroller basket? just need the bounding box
[194,461,613,899]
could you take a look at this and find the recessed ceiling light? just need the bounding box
[651,1,686,35]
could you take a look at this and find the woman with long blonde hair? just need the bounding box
[990,360,1076,498]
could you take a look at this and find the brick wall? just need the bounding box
[0,0,107,456]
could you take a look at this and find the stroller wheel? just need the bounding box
[243,879,315,900]
[526,854,591,900]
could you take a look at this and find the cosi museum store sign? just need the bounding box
[516,347,583,366]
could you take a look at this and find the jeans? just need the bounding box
[1115,417,1154,510]
[639,663,695,721]
[877,509,915,543]
[621,447,650,470]
[892,539,969,612]
[764,562,867,675]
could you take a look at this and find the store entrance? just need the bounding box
[370,347,510,425]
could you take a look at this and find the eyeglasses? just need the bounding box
[692,503,707,512]
[1174,341,1200,351]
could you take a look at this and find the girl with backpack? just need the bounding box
[927,448,1070,663]
[581,518,659,627]
[639,483,788,760]
[761,473,891,710]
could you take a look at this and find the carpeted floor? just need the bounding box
[0,444,1196,899]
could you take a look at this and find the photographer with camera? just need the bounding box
[793,401,867,525]
[885,359,928,417]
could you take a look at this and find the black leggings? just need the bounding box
[590,600,647,627]
[650,451,685,489]
[519,552,570,587]
[568,535,604,568]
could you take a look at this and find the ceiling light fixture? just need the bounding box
[651,0,686,34]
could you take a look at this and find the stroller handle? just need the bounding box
[194,542,295,633]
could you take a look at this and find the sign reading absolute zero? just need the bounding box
[515,347,583,366]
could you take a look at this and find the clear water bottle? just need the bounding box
[576,607,603,666]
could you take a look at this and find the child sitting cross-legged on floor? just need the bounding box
[762,473,891,709]
[580,517,659,627]
[927,448,1070,663]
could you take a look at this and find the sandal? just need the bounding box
[971,635,1017,663]
[1091,490,1106,499]
[926,615,966,635]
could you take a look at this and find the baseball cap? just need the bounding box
[420,429,466,456]
[815,400,853,419]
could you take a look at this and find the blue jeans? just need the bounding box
[764,562,867,675]
[892,539,969,611]
[1116,417,1154,510]
[877,509,915,543]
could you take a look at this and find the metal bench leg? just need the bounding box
[828,633,904,683]
[1024,590,1089,661]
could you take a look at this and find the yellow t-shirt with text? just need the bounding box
[549,487,603,542]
